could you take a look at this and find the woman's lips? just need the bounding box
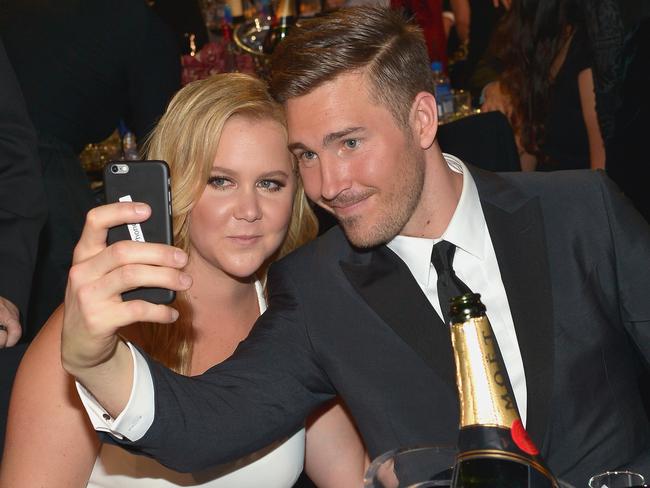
[228,234,262,245]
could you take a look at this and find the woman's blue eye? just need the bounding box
[208,176,232,188]
[258,179,283,192]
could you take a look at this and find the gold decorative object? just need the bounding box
[80,130,122,185]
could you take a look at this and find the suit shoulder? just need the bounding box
[495,169,643,230]
[497,169,621,210]
[273,225,350,272]
[501,168,605,195]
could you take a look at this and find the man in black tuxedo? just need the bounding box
[2,0,180,341]
[0,39,46,348]
[61,7,650,487]
[0,37,46,455]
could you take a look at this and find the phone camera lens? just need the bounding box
[110,165,119,174]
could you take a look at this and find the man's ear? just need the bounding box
[410,91,438,149]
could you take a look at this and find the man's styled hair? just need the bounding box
[270,6,433,128]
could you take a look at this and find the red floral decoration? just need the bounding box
[181,41,256,86]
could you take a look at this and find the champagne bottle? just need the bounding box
[262,0,296,54]
[118,120,139,160]
[227,0,245,26]
[221,5,237,73]
[448,293,559,488]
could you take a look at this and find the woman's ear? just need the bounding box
[410,91,438,149]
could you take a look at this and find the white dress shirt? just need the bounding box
[387,154,527,424]
[77,154,528,441]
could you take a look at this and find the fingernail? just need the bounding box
[171,309,179,321]
[179,273,192,287]
[134,203,149,214]
[174,250,188,264]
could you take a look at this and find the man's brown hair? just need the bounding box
[270,6,433,128]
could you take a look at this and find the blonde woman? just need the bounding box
[0,73,367,488]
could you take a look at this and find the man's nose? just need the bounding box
[319,156,351,202]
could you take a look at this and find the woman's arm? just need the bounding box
[304,398,369,488]
[480,81,537,171]
[0,306,101,488]
[449,0,471,43]
[480,81,512,118]
[578,68,606,170]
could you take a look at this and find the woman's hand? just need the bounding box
[480,81,513,118]
[60,202,191,414]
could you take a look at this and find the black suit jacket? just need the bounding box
[118,167,650,488]
[0,39,46,321]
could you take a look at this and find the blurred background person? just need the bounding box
[391,0,447,65]
[600,3,650,222]
[150,0,210,55]
[444,0,508,101]
[476,0,649,220]
[480,0,605,171]
[0,36,47,457]
[0,0,181,341]
[0,73,367,488]
[0,39,46,348]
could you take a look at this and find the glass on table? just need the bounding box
[588,470,646,488]
[364,445,456,488]
[452,89,473,117]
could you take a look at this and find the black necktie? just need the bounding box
[431,240,473,324]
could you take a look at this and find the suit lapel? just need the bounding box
[338,167,554,449]
[473,168,555,450]
[340,246,457,393]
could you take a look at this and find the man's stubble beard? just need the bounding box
[339,145,426,248]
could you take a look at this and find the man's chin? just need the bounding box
[340,218,392,249]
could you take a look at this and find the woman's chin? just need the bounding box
[221,262,265,282]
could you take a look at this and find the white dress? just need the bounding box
[87,281,306,488]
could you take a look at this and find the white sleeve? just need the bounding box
[75,341,155,441]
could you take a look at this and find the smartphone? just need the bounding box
[103,160,175,304]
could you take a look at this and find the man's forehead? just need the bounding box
[286,72,370,110]
[284,73,374,144]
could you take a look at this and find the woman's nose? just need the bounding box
[233,189,262,222]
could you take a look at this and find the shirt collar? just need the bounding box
[387,154,486,286]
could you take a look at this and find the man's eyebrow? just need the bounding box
[288,127,364,153]
[322,127,363,147]
[288,142,309,153]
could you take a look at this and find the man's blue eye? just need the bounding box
[344,139,359,149]
[298,151,318,167]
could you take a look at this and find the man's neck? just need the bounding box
[399,152,463,239]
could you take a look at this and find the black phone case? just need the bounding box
[103,160,175,304]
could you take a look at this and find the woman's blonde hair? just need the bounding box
[139,73,318,374]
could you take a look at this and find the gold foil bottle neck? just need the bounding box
[451,315,520,428]
[275,0,295,19]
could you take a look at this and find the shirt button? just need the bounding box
[102,413,111,421]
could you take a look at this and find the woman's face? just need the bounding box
[188,115,296,279]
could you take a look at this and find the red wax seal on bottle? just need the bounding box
[511,419,540,455]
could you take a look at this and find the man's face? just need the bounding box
[286,72,425,248]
